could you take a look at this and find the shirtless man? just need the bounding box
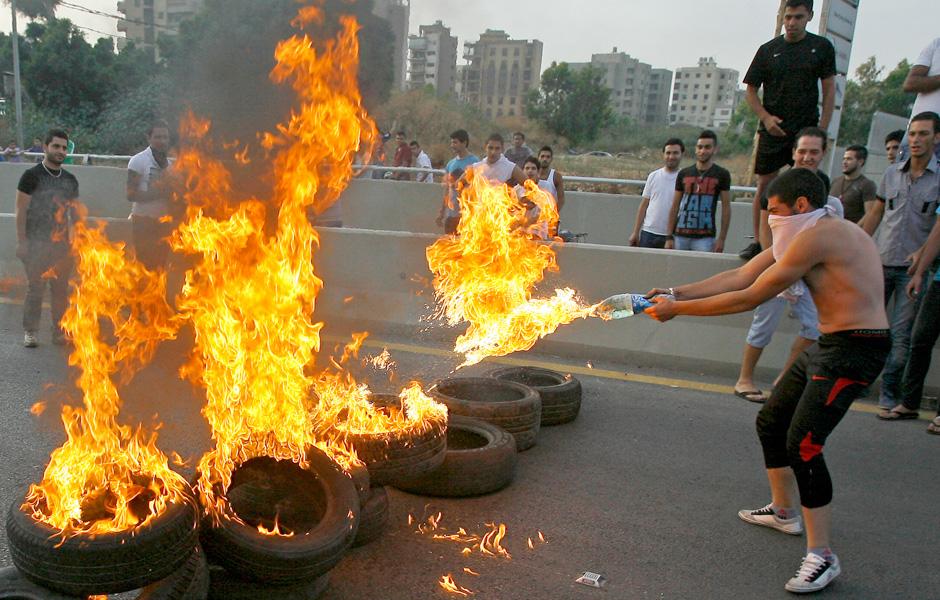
[600,168,889,594]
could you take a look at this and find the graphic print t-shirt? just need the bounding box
[673,164,731,238]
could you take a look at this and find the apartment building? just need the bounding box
[569,49,672,126]
[116,0,204,57]
[407,21,458,96]
[372,0,410,91]
[669,57,740,129]
[459,30,543,118]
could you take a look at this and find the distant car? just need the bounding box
[583,151,613,158]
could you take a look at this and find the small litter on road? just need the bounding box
[575,571,607,588]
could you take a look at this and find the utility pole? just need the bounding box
[10,0,25,150]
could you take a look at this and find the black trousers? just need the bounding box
[756,330,890,508]
[21,240,72,333]
[901,279,940,413]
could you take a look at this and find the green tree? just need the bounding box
[840,57,915,145]
[721,101,760,155]
[525,62,613,147]
[4,0,60,20]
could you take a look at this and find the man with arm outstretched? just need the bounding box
[600,168,889,594]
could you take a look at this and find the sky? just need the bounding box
[0,0,934,79]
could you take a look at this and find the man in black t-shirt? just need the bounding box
[15,129,80,347]
[739,0,836,260]
[665,130,732,253]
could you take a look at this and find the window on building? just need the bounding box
[498,96,504,105]
[696,73,701,78]
[502,48,508,57]
[703,94,709,100]
[489,48,495,56]
[681,105,686,111]
[693,94,698,99]
[514,47,520,56]
[509,109,515,116]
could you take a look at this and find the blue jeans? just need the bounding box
[880,266,925,408]
[674,236,715,252]
[639,230,669,249]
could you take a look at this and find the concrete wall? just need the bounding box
[0,165,757,252]
[0,163,131,219]
[3,216,939,388]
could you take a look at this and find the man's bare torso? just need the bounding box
[798,217,888,333]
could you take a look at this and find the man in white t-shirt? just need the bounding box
[630,138,684,248]
[409,140,434,183]
[472,133,526,186]
[127,120,174,270]
[901,37,940,161]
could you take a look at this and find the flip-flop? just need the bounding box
[927,418,940,435]
[734,389,767,403]
[877,409,919,421]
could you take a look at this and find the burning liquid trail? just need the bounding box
[426,171,595,366]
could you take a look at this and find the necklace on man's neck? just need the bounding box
[41,161,61,178]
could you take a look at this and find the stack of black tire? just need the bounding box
[0,367,580,599]
[3,491,208,599]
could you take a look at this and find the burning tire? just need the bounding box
[346,394,447,486]
[5,495,200,597]
[207,564,329,600]
[430,377,541,451]
[352,485,389,547]
[487,366,582,425]
[199,450,359,585]
[395,416,517,497]
[0,566,80,600]
[138,545,210,600]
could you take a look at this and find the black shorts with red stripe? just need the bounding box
[756,330,890,509]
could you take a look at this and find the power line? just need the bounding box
[72,23,123,40]
[58,0,178,33]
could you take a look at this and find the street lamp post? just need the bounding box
[10,0,25,150]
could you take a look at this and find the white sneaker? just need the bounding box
[785,552,841,593]
[23,331,38,348]
[738,503,803,535]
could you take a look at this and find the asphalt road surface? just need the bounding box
[0,300,937,599]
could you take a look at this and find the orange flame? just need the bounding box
[426,170,594,366]
[23,220,187,536]
[168,8,443,525]
[439,574,475,596]
[30,401,46,416]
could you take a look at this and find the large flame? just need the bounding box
[170,7,444,522]
[24,219,188,536]
[426,171,594,366]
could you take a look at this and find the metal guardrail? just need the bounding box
[7,152,134,165]
[1,156,761,194]
[352,164,758,194]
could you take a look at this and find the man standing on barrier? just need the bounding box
[600,168,889,594]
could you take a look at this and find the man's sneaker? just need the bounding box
[785,552,841,594]
[738,503,803,535]
[23,331,38,348]
[738,241,762,261]
[52,332,68,346]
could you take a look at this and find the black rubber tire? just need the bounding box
[395,416,517,497]
[345,394,447,486]
[430,377,541,451]
[349,463,371,506]
[207,565,329,600]
[5,492,200,597]
[352,485,389,547]
[0,566,80,599]
[487,366,582,426]
[199,449,359,585]
[137,545,209,600]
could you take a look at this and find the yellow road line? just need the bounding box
[1,296,932,422]
[327,335,936,422]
